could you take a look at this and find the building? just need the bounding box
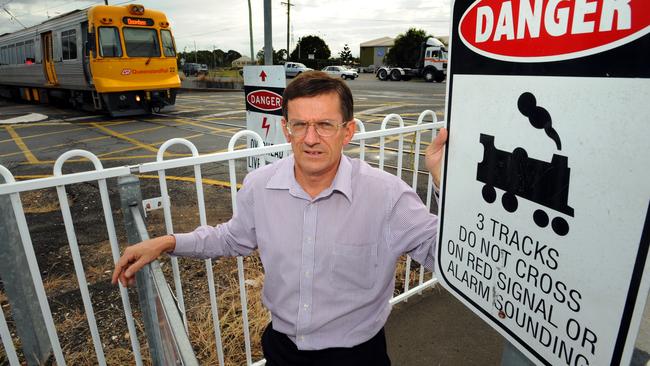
[359,37,394,67]
[231,56,253,68]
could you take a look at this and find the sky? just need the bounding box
[0,0,452,58]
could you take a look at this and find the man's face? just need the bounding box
[282,92,355,182]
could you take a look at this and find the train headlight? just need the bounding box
[129,4,145,15]
[135,95,141,102]
[119,94,127,101]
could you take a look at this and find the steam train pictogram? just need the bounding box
[476,92,574,236]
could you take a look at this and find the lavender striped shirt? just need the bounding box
[173,154,438,350]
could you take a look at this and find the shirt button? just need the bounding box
[305,271,310,277]
[300,336,305,341]
[303,304,309,309]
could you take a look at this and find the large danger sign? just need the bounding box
[437,1,650,365]
[243,65,287,171]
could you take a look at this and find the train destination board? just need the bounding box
[437,1,650,365]
[243,65,286,171]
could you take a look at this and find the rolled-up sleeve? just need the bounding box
[171,175,257,259]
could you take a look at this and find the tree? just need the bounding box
[224,50,242,66]
[213,49,225,67]
[338,44,353,65]
[384,28,431,68]
[256,48,288,64]
[290,35,331,61]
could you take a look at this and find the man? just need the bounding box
[112,71,448,365]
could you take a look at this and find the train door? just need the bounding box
[41,32,58,85]
[81,21,93,85]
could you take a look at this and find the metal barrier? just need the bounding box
[0,112,443,365]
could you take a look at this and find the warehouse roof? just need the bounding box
[360,37,394,47]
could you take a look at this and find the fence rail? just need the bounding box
[0,112,444,365]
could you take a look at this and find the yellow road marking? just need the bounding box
[172,117,239,133]
[12,174,241,189]
[11,120,127,129]
[90,123,163,155]
[5,126,39,163]
[1,126,89,144]
[26,142,248,165]
[0,124,183,159]
[138,175,241,189]
[97,133,204,157]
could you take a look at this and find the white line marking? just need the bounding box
[0,113,48,124]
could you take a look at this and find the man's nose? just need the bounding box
[303,124,320,144]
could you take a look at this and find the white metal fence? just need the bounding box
[0,111,444,365]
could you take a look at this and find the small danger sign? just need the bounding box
[243,66,287,171]
[438,1,650,365]
[245,89,283,113]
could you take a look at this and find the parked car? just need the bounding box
[199,64,209,74]
[285,62,313,78]
[321,65,358,80]
[183,63,201,76]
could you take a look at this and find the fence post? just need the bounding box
[500,341,534,366]
[118,175,165,365]
[0,177,51,365]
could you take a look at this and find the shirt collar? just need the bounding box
[266,154,353,202]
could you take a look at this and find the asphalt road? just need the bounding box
[0,73,446,176]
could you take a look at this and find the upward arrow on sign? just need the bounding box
[260,70,267,81]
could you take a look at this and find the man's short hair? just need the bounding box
[282,71,354,122]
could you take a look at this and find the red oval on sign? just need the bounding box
[247,90,283,112]
[459,0,650,62]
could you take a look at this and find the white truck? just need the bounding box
[376,37,448,82]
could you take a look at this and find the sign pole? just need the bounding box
[263,0,273,65]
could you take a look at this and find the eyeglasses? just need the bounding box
[286,120,347,137]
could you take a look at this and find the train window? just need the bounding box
[161,30,176,57]
[16,42,24,64]
[99,27,123,57]
[8,44,15,64]
[24,40,34,61]
[61,29,78,60]
[123,27,160,57]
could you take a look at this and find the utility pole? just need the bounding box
[263,0,272,65]
[193,40,197,63]
[280,0,294,61]
[247,0,254,61]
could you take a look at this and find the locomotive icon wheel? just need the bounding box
[482,185,496,203]
[502,192,518,212]
[552,217,570,236]
[533,209,549,227]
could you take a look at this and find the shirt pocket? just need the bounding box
[329,243,378,290]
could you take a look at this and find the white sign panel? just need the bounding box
[438,1,650,365]
[243,65,287,171]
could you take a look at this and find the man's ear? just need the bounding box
[342,119,356,145]
[281,118,291,142]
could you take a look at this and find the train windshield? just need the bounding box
[160,30,176,57]
[123,27,160,57]
[98,27,123,57]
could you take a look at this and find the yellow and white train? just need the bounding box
[0,4,180,116]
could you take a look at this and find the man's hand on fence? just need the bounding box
[425,127,448,188]
[112,235,176,287]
